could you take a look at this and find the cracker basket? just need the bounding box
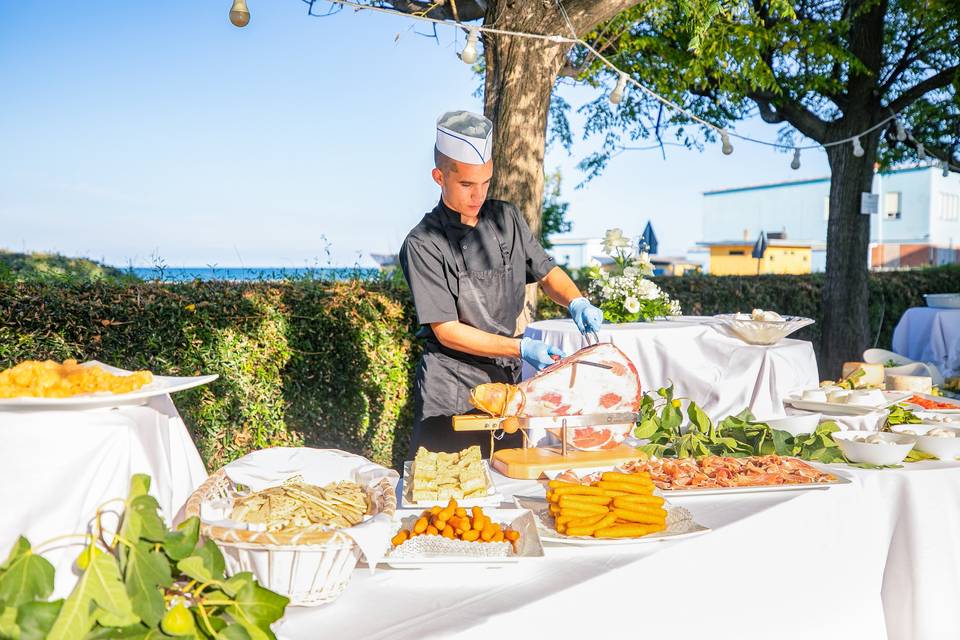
[184,468,397,606]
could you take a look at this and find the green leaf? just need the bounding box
[633,418,660,440]
[0,605,18,639]
[656,385,674,402]
[905,449,938,462]
[218,625,253,640]
[659,402,682,432]
[0,538,55,607]
[127,497,167,545]
[17,601,62,640]
[686,402,712,434]
[124,543,172,629]
[162,518,200,562]
[221,574,254,599]
[177,540,225,584]
[128,475,151,500]
[48,551,139,639]
[84,624,155,639]
[770,428,793,455]
[225,580,288,640]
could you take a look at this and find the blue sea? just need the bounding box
[129,267,382,282]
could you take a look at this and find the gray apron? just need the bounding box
[410,216,526,454]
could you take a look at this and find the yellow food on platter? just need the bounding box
[230,479,369,533]
[545,472,667,539]
[411,445,488,503]
[0,359,153,398]
[391,500,521,547]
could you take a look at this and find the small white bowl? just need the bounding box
[891,424,960,459]
[832,431,917,465]
[762,413,822,437]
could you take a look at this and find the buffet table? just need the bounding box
[277,462,960,640]
[892,307,960,377]
[0,395,208,598]
[525,319,819,420]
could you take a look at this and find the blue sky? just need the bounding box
[0,0,831,267]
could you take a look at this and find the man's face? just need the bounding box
[432,159,493,217]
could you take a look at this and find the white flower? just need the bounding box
[603,228,630,255]
[623,266,640,278]
[624,297,641,314]
[637,278,662,300]
[669,299,683,316]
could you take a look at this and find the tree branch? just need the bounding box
[559,0,642,36]
[383,0,486,21]
[749,92,831,140]
[887,65,960,114]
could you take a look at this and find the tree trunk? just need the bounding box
[482,2,571,331]
[821,132,880,378]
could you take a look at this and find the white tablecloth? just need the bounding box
[277,463,960,640]
[0,395,209,598]
[892,307,960,377]
[525,319,819,420]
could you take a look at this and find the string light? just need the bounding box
[291,0,948,168]
[852,136,864,157]
[895,119,907,142]
[609,72,627,105]
[229,0,250,27]
[791,148,801,170]
[460,28,479,65]
[720,131,733,155]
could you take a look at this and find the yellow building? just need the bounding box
[699,241,814,275]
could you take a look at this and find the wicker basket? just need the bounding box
[184,468,397,606]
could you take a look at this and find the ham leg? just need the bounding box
[469,343,642,450]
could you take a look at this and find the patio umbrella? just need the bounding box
[640,221,659,255]
[752,231,768,274]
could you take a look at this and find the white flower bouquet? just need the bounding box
[586,229,682,323]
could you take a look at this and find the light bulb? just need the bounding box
[229,0,250,27]
[721,131,733,155]
[790,148,801,170]
[943,161,951,178]
[917,143,927,162]
[460,29,479,65]
[609,73,628,105]
[895,119,907,142]
[852,136,864,157]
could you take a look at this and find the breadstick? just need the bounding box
[596,481,654,495]
[601,472,652,485]
[594,523,663,538]
[612,495,665,508]
[558,494,611,507]
[612,507,667,524]
[566,513,618,537]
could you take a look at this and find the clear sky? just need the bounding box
[0,0,832,268]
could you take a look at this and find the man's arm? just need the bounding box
[431,321,520,358]
[539,266,584,308]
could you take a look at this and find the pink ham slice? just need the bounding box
[469,343,642,451]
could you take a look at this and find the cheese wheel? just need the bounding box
[841,362,885,388]
[887,374,933,394]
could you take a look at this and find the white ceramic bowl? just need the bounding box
[862,348,913,366]
[924,293,960,309]
[891,424,960,459]
[761,413,822,437]
[714,315,815,346]
[832,431,917,465]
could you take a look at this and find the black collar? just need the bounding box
[437,198,484,232]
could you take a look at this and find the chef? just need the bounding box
[400,110,603,455]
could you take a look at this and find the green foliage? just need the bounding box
[0,474,288,640]
[634,386,847,462]
[539,170,572,250]
[0,279,418,470]
[0,250,137,284]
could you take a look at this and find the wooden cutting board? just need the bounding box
[491,445,644,480]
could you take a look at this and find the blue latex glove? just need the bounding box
[520,337,566,371]
[568,297,604,335]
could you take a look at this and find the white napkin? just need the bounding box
[222,447,400,570]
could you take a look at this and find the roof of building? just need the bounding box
[703,165,931,197]
[697,240,819,248]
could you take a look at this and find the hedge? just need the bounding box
[1,265,956,470]
[0,279,418,471]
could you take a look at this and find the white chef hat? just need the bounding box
[435,110,493,164]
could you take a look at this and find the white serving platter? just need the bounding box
[401,460,503,508]
[902,392,960,415]
[785,390,912,415]
[924,293,960,309]
[384,508,543,568]
[513,496,709,546]
[0,360,218,410]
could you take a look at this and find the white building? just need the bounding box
[700,165,960,271]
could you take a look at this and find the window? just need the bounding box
[940,193,960,222]
[728,250,745,256]
[884,192,902,219]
